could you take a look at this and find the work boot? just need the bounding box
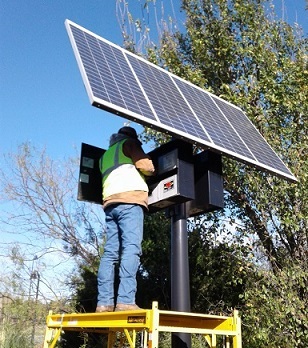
[95,305,114,313]
[115,304,141,311]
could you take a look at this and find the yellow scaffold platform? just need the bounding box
[43,301,241,348]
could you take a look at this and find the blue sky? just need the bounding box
[0,0,307,159]
[1,1,126,157]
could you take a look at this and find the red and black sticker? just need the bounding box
[163,180,174,192]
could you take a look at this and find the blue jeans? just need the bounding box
[97,204,144,306]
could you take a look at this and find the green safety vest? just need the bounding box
[99,139,147,200]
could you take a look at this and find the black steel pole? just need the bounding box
[170,203,191,348]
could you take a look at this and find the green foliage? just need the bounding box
[72,264,100,313]
[125,0,307,270]
[0,298,48,348]
[137,212,171,308]
[242,260,308,347]
[120,0,307,346]
[58,262,105,348]
[189,227,253,315]
[0,327,32,348]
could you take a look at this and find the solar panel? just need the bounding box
[65,19,296,182]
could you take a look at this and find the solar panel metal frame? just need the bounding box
[65,19,296,182]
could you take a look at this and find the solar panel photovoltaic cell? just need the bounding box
[71,27,156,122]
[65,19,296,182]
[212,96,290,173]
[173,77,254,159]
[126,55,210,142]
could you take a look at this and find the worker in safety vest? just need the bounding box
[96,126,155,312]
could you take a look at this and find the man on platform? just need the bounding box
[96,126,155,312]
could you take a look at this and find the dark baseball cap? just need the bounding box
[118,126,138,139]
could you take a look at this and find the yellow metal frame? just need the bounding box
[43,301,241,347]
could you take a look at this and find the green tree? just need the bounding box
[0,294,63,348]
[137,212,171,309]
[188,220,253,315]
[242,260,308,347]
[0,143,105,300]
[147,0,307,268]
[118,0,307,346]
[0,144,105,347]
